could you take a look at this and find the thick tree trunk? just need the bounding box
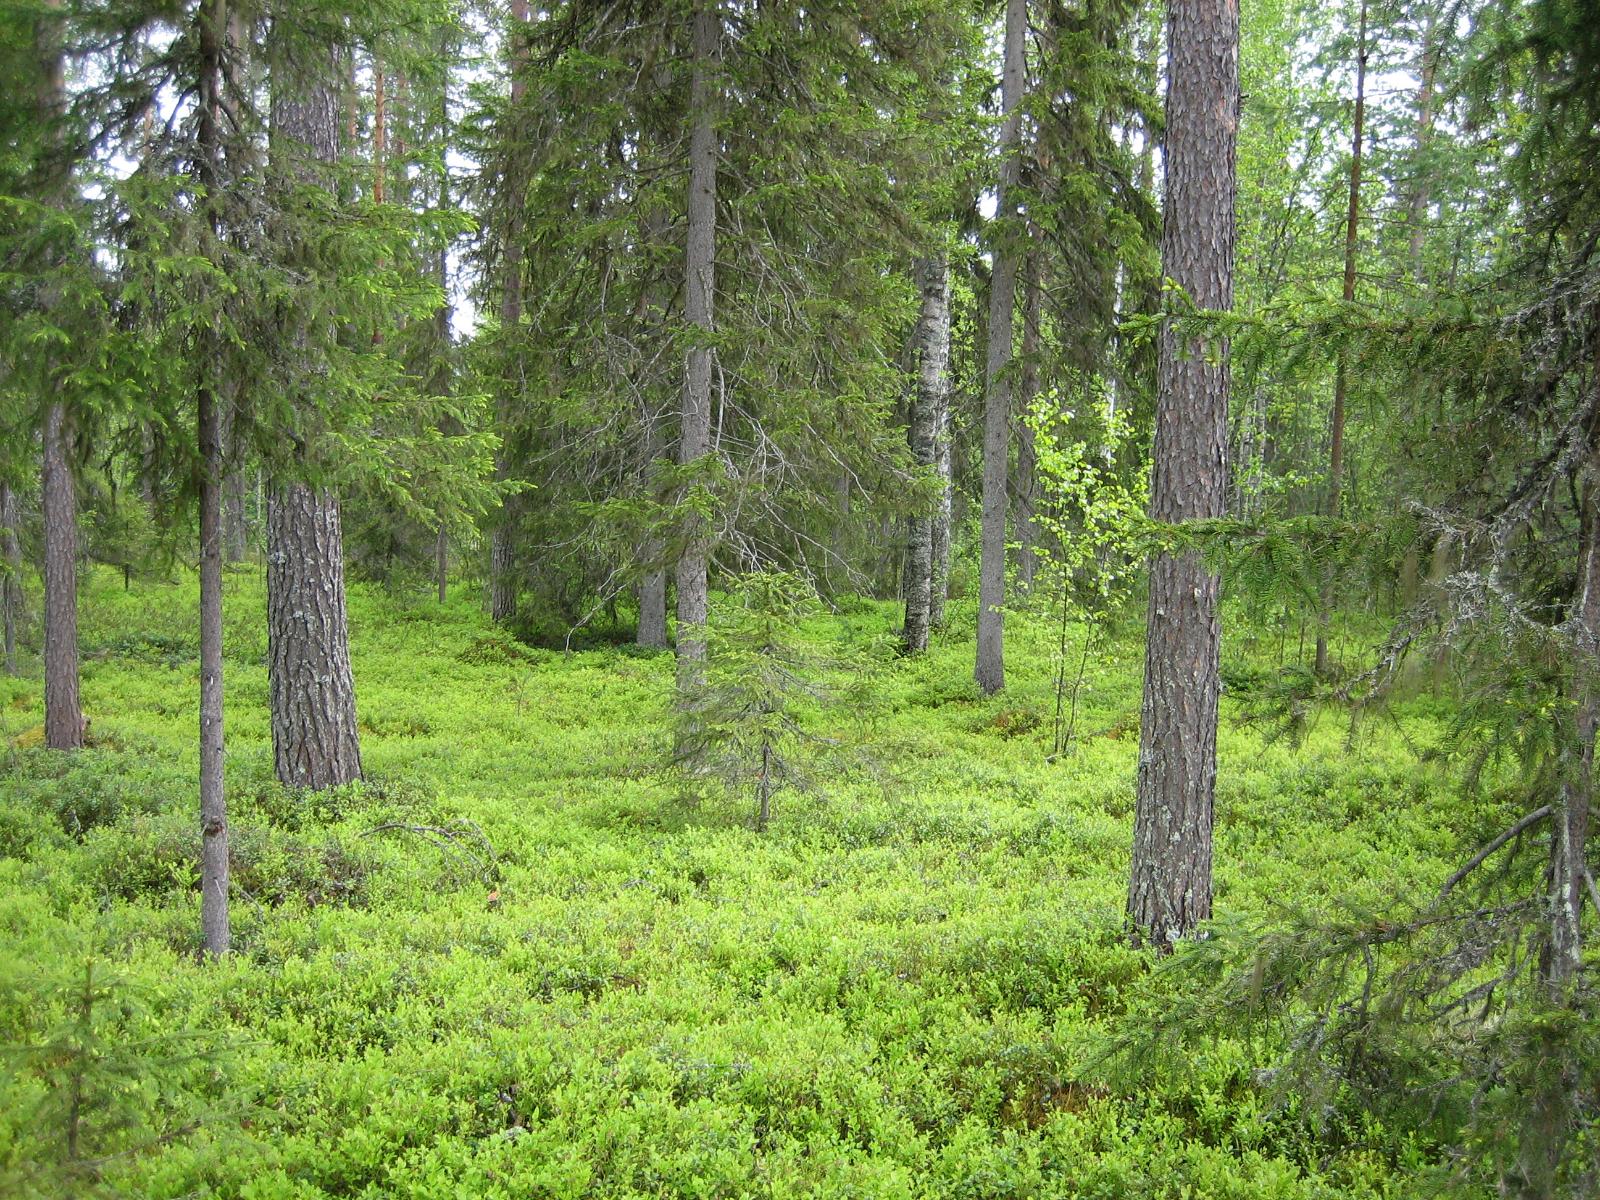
[1315,0,1367,677]
[1128,0,1237,948]
[676,2,719,691]
[904,255,950,654]
[1016,249,1042,591]
[1,481,18,675]
[976,0,1027,694]
[267,484,362,790]
[266,43,362,793]
[42,402,82,750]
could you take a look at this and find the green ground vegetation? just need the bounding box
[0,566,1492,1197]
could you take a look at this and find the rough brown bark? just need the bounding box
[490,0,531,624]
[976,0,1027,694]
[1128,0,1238,948]
[1315,0,1367,677]
[38,3,80,751]
[1,481,19,675]
[904,255,950,654]
[267,483,362,790]
[266,40,363,793]
[676,2,719,691]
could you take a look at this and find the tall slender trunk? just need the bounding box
[197,375,228,956]
[904,254,950,654]
[38,2,80,751]
[1128,0,1237,948]
[1016,248,1042,591]
[490,0,530,624]
[266,41,362,792]
[676,2,719,690]
[196,0,230,956]
[1315,0,1368,677]
[976,0,1027,694]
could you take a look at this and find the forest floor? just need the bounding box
[0,566,1490,1197]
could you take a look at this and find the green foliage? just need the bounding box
[675,571,879,830]
[0,565,1495,1197]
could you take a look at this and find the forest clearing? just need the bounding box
[4,0,1600,1193]
[4,566,1465,1197]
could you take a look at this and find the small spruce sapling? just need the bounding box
[673,571,857,831]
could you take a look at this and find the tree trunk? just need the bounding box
[976,0,1026,694]
[490,0,531,624]
[196,0,230,956]
[38,4,80,751]
[42,402,82,750]
[676,2,719,691]
[1,481,18,675]
[267,483,362,790]
[1016,248,1042,591]
[638,567,669,648]
[197,381,228,955]
[904,254,950,654]
[266,43,363,793]
[1315,0,1367,677]
[1128,0,1238,948]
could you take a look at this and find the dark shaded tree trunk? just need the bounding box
[223,462,247,562]
[976,0,1026,694]
[904,254,950,654]
[267,484,362,790]
[676,2,719,691]
[490,0,531,625]
[1,481,18,675]
[638,566,668,647]
[1315,0,1368,677]
[38,5,79,751]
[42,402,81,750]
[1128,0,1238,948]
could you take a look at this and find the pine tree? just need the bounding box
[1127,0,1239,947]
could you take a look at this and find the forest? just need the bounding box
[2,0,1599,1194]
